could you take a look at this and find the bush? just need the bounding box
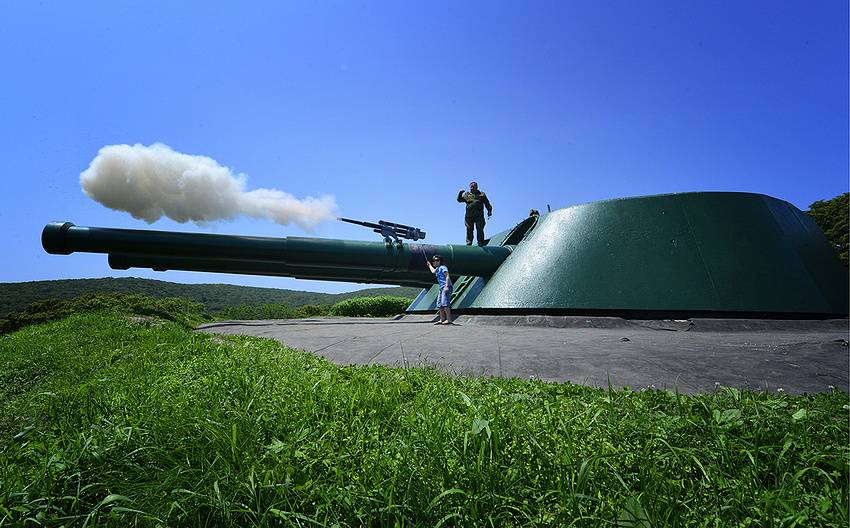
[0,293,208,334]
[329,296,411,317]
[293,304,330,318]
[215,299,413,320]
[215,303,295,320]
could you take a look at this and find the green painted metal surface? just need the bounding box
[406,219,526,312]
[41,222,510,288]
[469,192,847,316]
[42,191,848,317]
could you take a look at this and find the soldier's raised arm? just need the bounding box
[457,189,466,203]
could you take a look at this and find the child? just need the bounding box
[426,254,453,325]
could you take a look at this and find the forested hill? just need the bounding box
[0,277,421,317]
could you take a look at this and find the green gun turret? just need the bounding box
[42,192,849,317]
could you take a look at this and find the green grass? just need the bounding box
[0,313,847,527]
[0,293,210,334]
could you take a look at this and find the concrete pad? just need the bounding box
[196,315,849,394]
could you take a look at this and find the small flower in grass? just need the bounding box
[777,388,784,393]
[828,385,835,391]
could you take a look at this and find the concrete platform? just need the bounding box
[196,315,849,394]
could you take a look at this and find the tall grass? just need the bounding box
[0,293,208,334]
[0,313,847,526]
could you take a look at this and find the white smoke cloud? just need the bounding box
[80,143,337,229]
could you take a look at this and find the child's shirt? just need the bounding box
[435,265,451,289]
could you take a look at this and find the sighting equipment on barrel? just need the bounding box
[338,217,426,246]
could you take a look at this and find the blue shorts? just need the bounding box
[437,288,452,308]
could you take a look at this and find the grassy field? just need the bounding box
[0,311,847,527]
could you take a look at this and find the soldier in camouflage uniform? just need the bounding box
[456,181,493,246]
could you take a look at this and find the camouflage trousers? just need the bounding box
[465,215,486,246]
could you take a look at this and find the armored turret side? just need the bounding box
[470,192,848,317]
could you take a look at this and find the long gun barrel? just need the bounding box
[42,222,511,288]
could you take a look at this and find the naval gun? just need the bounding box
[42,192,848,318]
[42,221,510,289]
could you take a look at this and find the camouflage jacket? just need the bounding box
[457,189,493,217]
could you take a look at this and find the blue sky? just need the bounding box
[2,1,847,293]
